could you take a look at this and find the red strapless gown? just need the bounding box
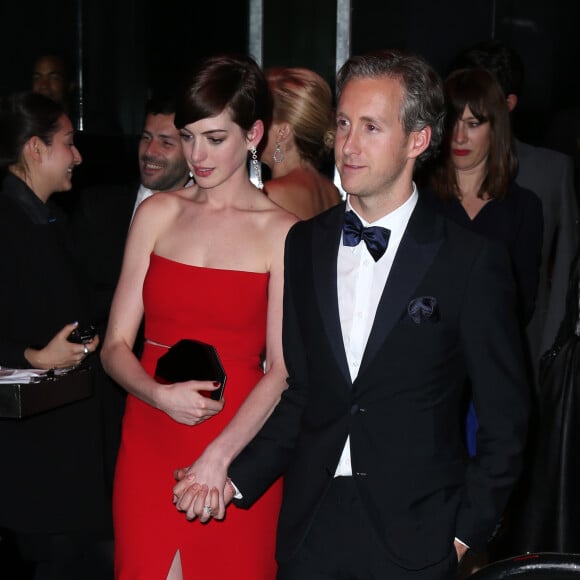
[113,254,282,579]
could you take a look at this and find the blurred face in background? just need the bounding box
[138,113,190,192]
[32,56,72,107]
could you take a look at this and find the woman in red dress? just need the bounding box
[101,54,297,579]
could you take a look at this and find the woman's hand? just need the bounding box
[24,322,100,369]
[173,449,234,521]
[155,381,224,425]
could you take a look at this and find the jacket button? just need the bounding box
[350,404,360,415]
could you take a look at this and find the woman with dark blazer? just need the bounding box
[0,93,110,579]
[424,69,543,463]
[426,67,543,326]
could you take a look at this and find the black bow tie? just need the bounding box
[342,210,391,262]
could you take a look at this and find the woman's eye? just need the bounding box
[208,138,224,145]
[180,133,192,142]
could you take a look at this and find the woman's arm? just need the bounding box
[101,196,223,425]
[173,210,297,519]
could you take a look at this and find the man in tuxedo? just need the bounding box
[71,94,191,333]
[176,49,530,579]
[70,94,191,488]
[453,40,579,369]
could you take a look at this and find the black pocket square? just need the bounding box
[407,296,439,324]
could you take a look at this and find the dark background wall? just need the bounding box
[2,0,578,148]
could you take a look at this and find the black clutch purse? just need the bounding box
[154,339,226,401]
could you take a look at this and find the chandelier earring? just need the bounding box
[273,142,284,164]
[249,145,263,190]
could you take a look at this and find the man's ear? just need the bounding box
[506,93,518,113]
[246,120,265,149]
[408,126,431,160]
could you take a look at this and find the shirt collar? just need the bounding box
[137,177,195,203]
[345,183,418,231]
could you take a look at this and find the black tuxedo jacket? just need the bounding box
[69,182,138,331]
[230,197,530,571]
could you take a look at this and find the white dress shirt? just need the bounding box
[131,184,155,221]
[130,178,194,224]
[334,187,418,477]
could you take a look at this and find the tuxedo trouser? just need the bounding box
[277,476,458,580]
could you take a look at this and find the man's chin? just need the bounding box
[141,178,163,190]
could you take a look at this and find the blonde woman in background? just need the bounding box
[261,67,341,219]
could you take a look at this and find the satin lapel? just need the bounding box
[312,204,351,383]
[359,198,445,376]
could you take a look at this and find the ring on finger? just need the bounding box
[83,345,89,355]
[203,505,213,516]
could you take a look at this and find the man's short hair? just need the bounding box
[336,49,445,167]
[144,95,177,117]
[451,40,524,98]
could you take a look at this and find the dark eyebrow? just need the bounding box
[202,129,228,136]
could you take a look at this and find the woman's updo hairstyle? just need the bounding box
[266,67,335,169]
[175,54,271,133]
[0,92,63,169]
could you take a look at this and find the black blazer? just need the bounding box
[230,198,530,570]
[0,173,89,366]
[0,173,109,534]
[69,182,138,331]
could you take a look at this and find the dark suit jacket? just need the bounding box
[68,182,139,490]
[230,198,530,571]
[69,182,138,331]
[515,140,579,362]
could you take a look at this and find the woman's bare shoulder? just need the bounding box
[135,187,199,220]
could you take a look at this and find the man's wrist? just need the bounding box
[229,479,243,500]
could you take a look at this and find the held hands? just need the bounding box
[156,381,224,426]
[24,322,100,369]
[173,466,235,522]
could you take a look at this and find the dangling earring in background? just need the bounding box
[273,142,284,164]
[249,145,263,190]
